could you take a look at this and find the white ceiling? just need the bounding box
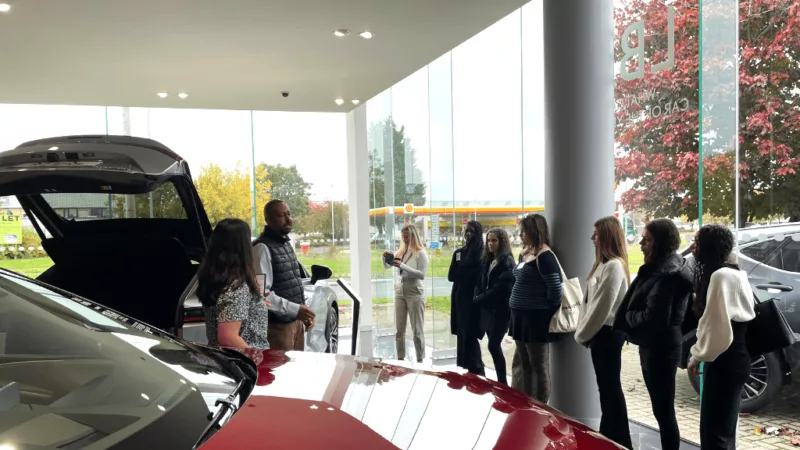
[0,0,529,113]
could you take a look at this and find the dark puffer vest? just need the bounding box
[254,227,305,324]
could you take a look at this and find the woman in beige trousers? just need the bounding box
[383,224,429,363]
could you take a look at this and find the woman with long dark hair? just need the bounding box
[448,220,485,374]
[198,218,269,349]
[575,216,632,449]
[688,225,755,450]
[473,228,515,385]
[613,218,693,450]
[509,214,563,402]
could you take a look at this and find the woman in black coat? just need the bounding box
[473,228,515,385]
[448,220,484,375]
[613,219,693,450]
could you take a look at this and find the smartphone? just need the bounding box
[383,253,394,265]
[256,273,267,295]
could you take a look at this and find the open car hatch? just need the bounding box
[0,135,189,196]
[0,135,212,335]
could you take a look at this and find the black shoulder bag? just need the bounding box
[746,296,797,357]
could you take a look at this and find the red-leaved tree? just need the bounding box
[615,0,800,223]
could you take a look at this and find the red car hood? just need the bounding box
[201,351,622,450]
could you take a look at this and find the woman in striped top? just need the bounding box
[509,214,563,402]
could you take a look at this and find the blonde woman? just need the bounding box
[383,224,429,362]
[575,216,632,449]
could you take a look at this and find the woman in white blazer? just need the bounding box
[688,225,755,450]
[575,216,633,450]
[383,224,429,363]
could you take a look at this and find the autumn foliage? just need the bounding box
[615,0,800,223]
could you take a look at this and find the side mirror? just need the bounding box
[310,265,333,285]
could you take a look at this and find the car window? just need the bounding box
[42,183,187,221]
[740,234,800,273]
[740,238,785,270]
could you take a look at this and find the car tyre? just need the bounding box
[325,304,339,354]
[687,351,783,413]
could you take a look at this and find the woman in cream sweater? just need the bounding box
[688,225,755,450]
[575,216,632,449]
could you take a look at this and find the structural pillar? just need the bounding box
[543,0,614,427]
[346,104,374,357]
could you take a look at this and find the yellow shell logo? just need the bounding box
[403,203,414,214]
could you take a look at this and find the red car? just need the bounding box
[0,267,622,449]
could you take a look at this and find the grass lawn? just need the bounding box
[338,296,451,315]
[0,257,53,278]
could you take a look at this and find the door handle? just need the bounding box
[756,283,794,292]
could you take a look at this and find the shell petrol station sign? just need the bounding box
[403,203,415,215]
[0,212,22,245]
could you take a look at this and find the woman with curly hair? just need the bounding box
[688,225,755,450]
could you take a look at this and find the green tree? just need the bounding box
[368,118,427,235]
[256,164,312,219]
[294,202,350,240]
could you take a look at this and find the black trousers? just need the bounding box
[700,347,750,450]
[487,314,510,385]
[640,345,681,450]
[590,327,632,449]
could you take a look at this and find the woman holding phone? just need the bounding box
[198,218,271,349]
[383,224,429,363]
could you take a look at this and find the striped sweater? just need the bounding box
[510,251,563,311]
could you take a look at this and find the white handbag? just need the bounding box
[536,251,584,334]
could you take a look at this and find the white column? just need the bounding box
[543,0,614,427]
[346,104,374,356]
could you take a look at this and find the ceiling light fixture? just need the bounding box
[334,98,345,106]
[359,31,374,39]
[333,29,350,37]
[178,93,188,99]
[0,3,11,13]
[156,92,168,99]
[351,99,360,105]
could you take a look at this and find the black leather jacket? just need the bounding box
[613,253,694,348]
[473,253,515,335]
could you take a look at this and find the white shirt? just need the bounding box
[575,259,629,345]
[690,267,756,363]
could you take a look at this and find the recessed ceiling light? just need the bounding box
[359,31,374,39]
[156,92,168,99]
[334,98,344,106]
[351,99,360,105]
[178,93,188,99]
[0,3,11,13]
[333,29,350,37]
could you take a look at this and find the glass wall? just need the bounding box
[0,104,350,318]
[365,0,799,444]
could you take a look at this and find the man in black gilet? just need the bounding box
[253,200,316,350]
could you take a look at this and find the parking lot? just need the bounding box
[621,345,800,449]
